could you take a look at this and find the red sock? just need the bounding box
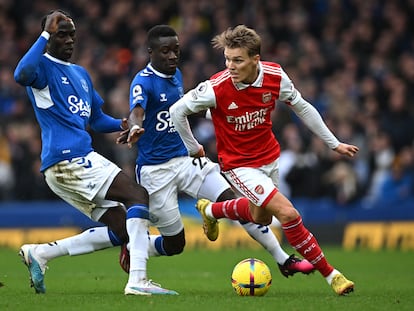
[211,197,254,222]
[282,216,334,277]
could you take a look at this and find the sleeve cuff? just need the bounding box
[41,31,50,40]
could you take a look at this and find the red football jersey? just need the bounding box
[209,62,282,171]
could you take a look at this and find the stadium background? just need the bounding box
[1,0,413,251]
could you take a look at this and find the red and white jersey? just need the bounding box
[179,61,303,171]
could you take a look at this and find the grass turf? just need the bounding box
[1,246,413,311]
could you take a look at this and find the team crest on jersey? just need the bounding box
[81,79,89,92]
[254,185,264,195]
[262,92,272,103]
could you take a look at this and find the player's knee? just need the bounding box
[167,244,185,255]
[164,241,185,255]
[252,215,272,226]
[276,206,300,224]
[285,207,300,222]
[162,233,186,255]
[216,188,236,201]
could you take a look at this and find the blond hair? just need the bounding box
[211,25,261,57]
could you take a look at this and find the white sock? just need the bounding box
[148,235,161,257]
[204,202,214,219]
[326,269,340,285]
[127,217,149,284]
[36,227,113,260]
[241,222,289,265]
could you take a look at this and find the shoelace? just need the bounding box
[145,279,162,288]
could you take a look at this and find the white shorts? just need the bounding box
[44,151,123,221]
[222,159,280,207]
[137,156,230,236]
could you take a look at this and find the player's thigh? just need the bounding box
[197,168,231,201]
[46,152,120,201]
[148,184,184,236]
[222,167,276,208]
[45,174,113,222]
[178,157,227,200]
[44,152,123,220]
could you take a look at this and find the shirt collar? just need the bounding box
[233,61,264,90]
[44,53,72,65]
[148,63,174,78]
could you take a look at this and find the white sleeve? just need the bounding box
[278,68,302,104]
[170,80,216,155]
[288,97,340,150]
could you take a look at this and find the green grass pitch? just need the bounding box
[1,246,413,311]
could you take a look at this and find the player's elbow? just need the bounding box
[14,65,36,86]
[169,102,178,120]
[170,99,193,124]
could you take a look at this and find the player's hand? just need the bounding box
[120,118,128,131]
[333,143,359,157]
[126,125,145,148]
[116,129,129,145]
[190,146,205,158]
[116,118,130,145]
[44,11,72,35]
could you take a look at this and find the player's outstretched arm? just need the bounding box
[124,106,145,148]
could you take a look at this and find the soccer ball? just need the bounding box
[231,258,272,296]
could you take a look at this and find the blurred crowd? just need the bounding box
[1,0,414,207]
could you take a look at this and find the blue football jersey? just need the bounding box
[14,34,122,171]
[129,64,187,165]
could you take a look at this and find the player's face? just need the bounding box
[47,19,76,61]
[224,47,260,84]
[150,36,180,75]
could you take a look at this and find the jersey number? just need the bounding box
[192,157,208,170]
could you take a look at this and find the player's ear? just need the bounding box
[148,48,152,54]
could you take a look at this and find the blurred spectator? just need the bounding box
[363,131,395,206]
[322,160,363,205]
[1,0,414,206]
[0,126,14,200]
[375,147,414,205]
[278,123,303,198]
[379,80,414,152]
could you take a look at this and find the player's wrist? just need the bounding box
[130,124,141,132]
[41,31,50,40]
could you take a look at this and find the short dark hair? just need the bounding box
[40,9,72,31]
[147,25,177,49]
